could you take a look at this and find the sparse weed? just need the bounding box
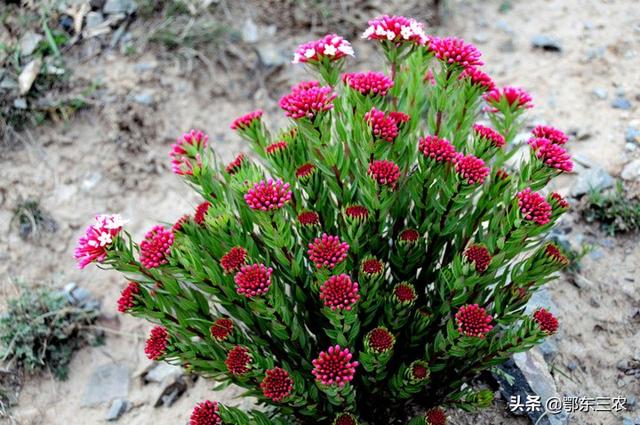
[582,181,640,235]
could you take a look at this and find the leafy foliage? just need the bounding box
[79,17,571,425]
[0,287,100,380]
[582,181,640,235]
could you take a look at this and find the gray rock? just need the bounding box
[82,363,130,407]
[592,88,608,100]
[154,374,189,407]
[103,0,137,15]
[526,288,558,315]
[570,167,615,197]
[498,38,516,53]
[612,97,632,110]
[242,18,259,43]
[514,350,569,425]
[0,77,18,90]
[585,46,606,61]
[132,91,154,106]
[86,11,105,29]
[472,33,489,44]
[531,34,562,52]
[256,42,289,67]
[566,362,578,372]
[496,19,513,34]
[106,398,130,421]
[20,32,44,56]
[90,0,106,8]
[13,98,28,109]
[538,339,559,361]
[627,143,638,152]
[143,363,183,384]
[628,394,637,410]
[621,159,640,181]
[63,282,101,311]
[134,62,156,73]
[626,127,640,144]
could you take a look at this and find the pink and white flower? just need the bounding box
[362,15,429,46]
[292,34,354,64]
[74,214,127,269]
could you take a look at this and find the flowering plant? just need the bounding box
[76,15,571,425]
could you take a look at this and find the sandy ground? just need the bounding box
[1,0,639,424]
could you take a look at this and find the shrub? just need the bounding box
[0,286,100,380]
[582,180,640,235]
[75,15,571,425]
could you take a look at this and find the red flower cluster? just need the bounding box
[265,140,289,156]
[460,67,495,91]
[225,153,246,175]
[144,326,169,360]
[260,367,294,402]
[362,15,428,45]
[319,274,360,311]
[484,86,533,111]
[398,228,420,243]
[333,413,358,425]
[311,345,358,387]
[234,263,273,297]
[342,71,394,96]
[189,400,222,425]
[393,282,417,303]
[368,159,401,188]
[220,246,247,274]
[389,111,410,124]
[170,129,208,176]
[419,135,458,164]
[426,407,447,425]
[117,282,140,313]
[455,304,493,337]
[210,318,234,341]
[292,34,354,64]
[549,192,570,210]
[296,163,316,180]
[298,211,320,226]
[345,205,369,221]
[225,346,252,375]
[473,123,505,148]
[533,308,559,335]
[366,327,395,353]
[455,154,490,185]
[139,225,174,269]
[464,244,492,273]
[172,214,190,232]
[496,168,510,181]
[532,125,568,145]
[194,201,211,225]
[230,110,263,131]
[517,188,552,225]
[74,214,126,269]
[361,258,383,276]
[429,36,483,68]
[365,107,400,142]
[308,233,349,269]
[244,179,292,211]
[529,138,573,172]
[279,81,337,120]
[544,243,569,266]
[409,360,430,382]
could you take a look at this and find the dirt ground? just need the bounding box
[1,0,639,424]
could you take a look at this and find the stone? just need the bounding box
[82,363,130,407]
[592,88,607,100]
[625,127,640,144]
[143,363,183,384]
[18,59,42,95]
[242,18,259,43]
[256,42,289,67]
[13,98,27,109]
[103,0,137,15]
[498,38,516,53]
[531,34,562,52]
[472,33,489,44]
[621,159,640,181]
[154,374,189,407]
[86,11,105,29]
[106,398,130,421]
[570,167,615,197]
[496,19,513,34]
[514,349,569,425]
[585,46,606,61]
[132,91,154,106]
[612,97,632,110]
[526,288,558,315]
[0,76,18,90]
[626,143,637,152]
[20,32,44,56]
